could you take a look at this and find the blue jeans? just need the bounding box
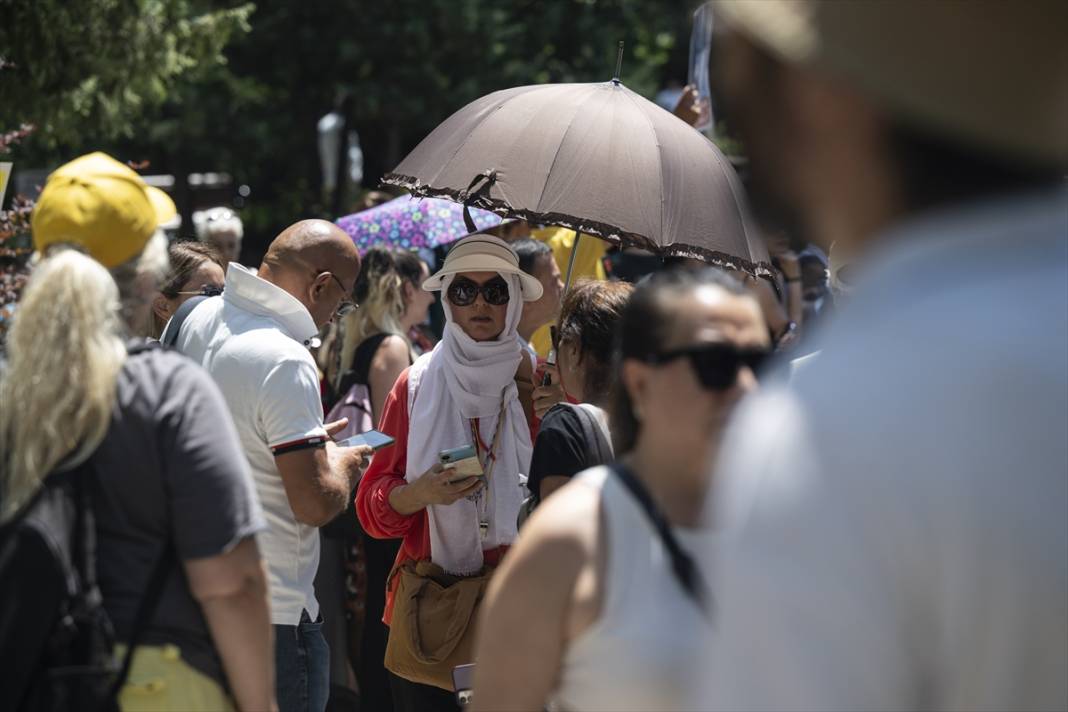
[275,610,330,712]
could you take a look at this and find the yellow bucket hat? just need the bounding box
[31,152,178,268]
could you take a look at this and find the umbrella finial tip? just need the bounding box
[613,40,625,82]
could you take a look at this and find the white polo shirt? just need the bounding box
[174,263,328,625]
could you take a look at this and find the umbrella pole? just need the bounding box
[562,231,582,294]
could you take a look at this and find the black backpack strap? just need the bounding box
[352,332,392,385]
[333,332,394,408]
[569,405,613,466]
[80,459,175,699]
[609,462,709,615]
[106,540,174,698]
[160,295,208,349]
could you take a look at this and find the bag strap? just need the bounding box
[608,462,708,615]
[334,332,393,405]
[107,540,174,698]
[76,463,176,700]
[569,405,613,466]
[352,332,392,385]
[160,295,208,349]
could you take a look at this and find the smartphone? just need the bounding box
[338,430,395,451]
[541,325,559,387]
[452,663,476,706]
[440,444,483,483]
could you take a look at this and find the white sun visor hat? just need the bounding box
[422,234,544,302]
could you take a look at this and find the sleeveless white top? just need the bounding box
[550,466,711,712]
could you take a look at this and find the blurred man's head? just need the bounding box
[513,238,564,342]
[196,207,243,267]
[713,1,1067,258]
[258,219,362,329]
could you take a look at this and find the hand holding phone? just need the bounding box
[398,462,483,512]
[439,444,484,484]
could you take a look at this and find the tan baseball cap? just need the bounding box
[714,0,1068,165]
[423,234,544,301]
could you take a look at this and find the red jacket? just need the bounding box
[354,367,507,625]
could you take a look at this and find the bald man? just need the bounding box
[172,219,369,712]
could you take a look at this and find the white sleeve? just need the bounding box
[259,356,329,453]
[695,389,912,712]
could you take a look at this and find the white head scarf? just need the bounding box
[405,272,531,574]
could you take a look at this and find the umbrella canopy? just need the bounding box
[384,80,771,278]
[336,195,502,254]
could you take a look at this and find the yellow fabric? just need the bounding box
[114,644,234,712]
[529,227,607,358]
[32,152,177,268]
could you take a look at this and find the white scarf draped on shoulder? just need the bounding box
[404,273,532,575]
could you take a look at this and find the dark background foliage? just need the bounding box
[3,0,696,264]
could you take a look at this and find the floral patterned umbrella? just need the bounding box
[336,195,502,254]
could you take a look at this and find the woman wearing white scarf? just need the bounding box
[407,268,534,574]
[355,234,543,710]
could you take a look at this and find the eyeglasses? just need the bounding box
[447,276,510,307]
[206,208,236,222]
[644,342,770,391]
[176,284,224,297]
[315,271,358,317]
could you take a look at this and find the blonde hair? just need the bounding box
[1,249,127,517]
[1,231,169,518]
[332,248,417,390]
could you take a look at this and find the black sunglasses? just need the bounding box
[447,277,510,307]
[176,284,224,298]
[645,342,770,391]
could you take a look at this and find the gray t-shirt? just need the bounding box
[89,344,265,684]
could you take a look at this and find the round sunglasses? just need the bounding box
[447,276,510,307]
[644,342,770,391]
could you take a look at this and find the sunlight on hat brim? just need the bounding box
[146,186,178,226]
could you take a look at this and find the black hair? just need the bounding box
[510,238,552,276]
[610,267,748,455]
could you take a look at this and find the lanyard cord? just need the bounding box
[469,391,508,523]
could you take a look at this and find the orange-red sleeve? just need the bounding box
[354,367,434,625]
[356,368,422,540]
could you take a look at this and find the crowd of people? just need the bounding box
[1,2,1066,712]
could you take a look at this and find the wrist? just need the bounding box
[388,482,425,516]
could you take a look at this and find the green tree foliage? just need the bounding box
[8,0,696,256]
[0,0,253,146]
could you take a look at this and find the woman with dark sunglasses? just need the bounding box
[143,240,226,339]
[355,235,543,711]
[471,267,769,712]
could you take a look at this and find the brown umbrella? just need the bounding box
[383,79,772,280]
